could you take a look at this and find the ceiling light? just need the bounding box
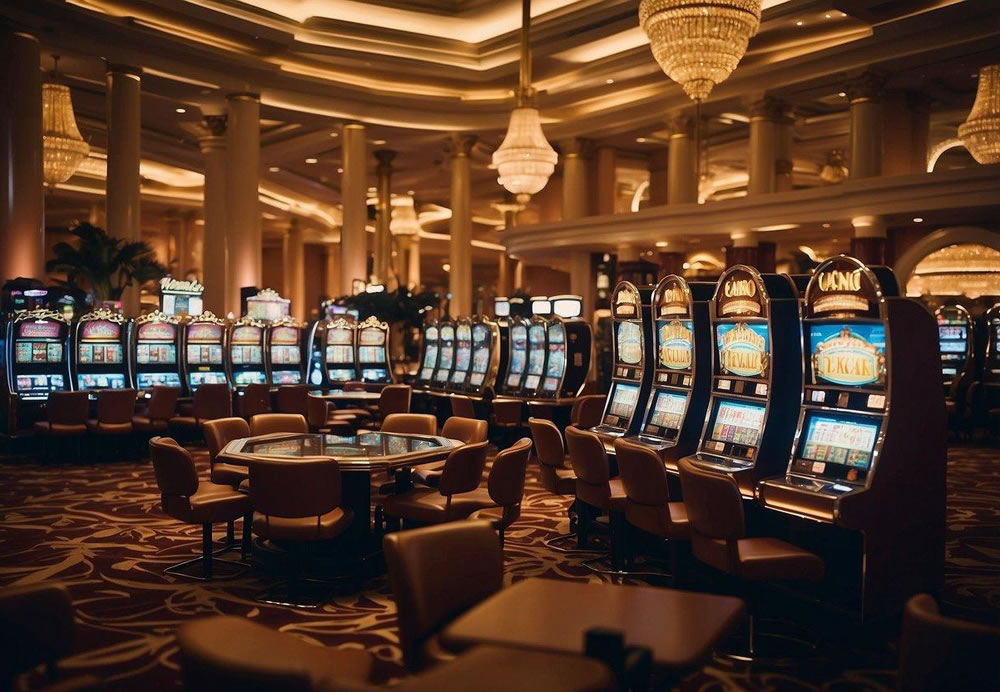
[442,263,451,272]
[367,187,376,193]
[175,107,186,114]
[913,217,924,223]
[268,166,280,172]
[824,13,831,18]
[959,64,1000,164]
[305,157,318,164]
[330,131,339,137]
[838,91,847,97]
[655,241,669,248]
[337,167,344,173]
[822,222,831,228]
[636,137,649,143]
[606,78,615,84]
[407,189,415,195]
[682,262,691,269]
[372,139,387,145]
[796,20,803,26]
[41,62,89,186]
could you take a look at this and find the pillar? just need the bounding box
[569,251,594,325]
[561,138,590,220]
[166,210,184,276]
[281,219,305,320]
[199,115,227,316]
[594,146,616,215]
[748,97,791,196]
[851,215,887,266]
[373,149,396,287]
[0,32,43,281]
[184,211,201,281]
[648,149,669,207]
[449,134,476,317]
[106,65,142,314]
[848,72,884,179]
[775,110,794,193]
[882,91,931,177]
[667,113,698,204]
[617,245,640,262]
[726,232,759,268]
[324,243,340,298]
[498,251,512,297]
[341,124,368,295]
[407,234,421,291]
[225,93,261,316]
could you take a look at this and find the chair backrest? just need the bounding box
[306,393,330,429]
[46,391,90,425]
[379,384,412,416]
[343,380,366,392]
[146,386,180,421]
[192,383,232,420]
[899,593,1000,690]
[564,425,609,485]
[250,413,309,436]
[96,388,137,424]
[0,583,75,683]
[528,417,565,468]
[438,441,489,496]
[383,521,503,672]
[149,436,199,497]
[450,395,476,419]
[275,384,309,415]
[487,437,532,507]
[381,413,437,436]
[491,398,522,425]
[249,458,341,519]
[676,457,745,541]
[614,437,670,507]
[440,416,488,444]
[240,383,271,419]
[202,417,251,462]
[572,394,606,429]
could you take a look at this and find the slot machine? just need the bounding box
[323,317,358,387]
[626,276,713,466]
[499,316,528,396]
[985,303,1000,380]
[591,282,654,440]
[466,318,499,396]
[303,319,326,388]
[131,311,183,394]
[415,321,439,389]
[227,318,268,388]
[158,277,204,318]
[72,308,131,393]
[448,318,474,390]
[356,316,393,384]
[520,316,550,398]
[759,256,945,620]
[679,265,801,497]
[4,309,71,402]
[492,298,512,390]
[431,321,456,389]
[183,313,229,392]
[538,296,592,400]
[934,305,974,390]
[266,316,306,385]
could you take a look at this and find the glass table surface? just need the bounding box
[228,432,459,470]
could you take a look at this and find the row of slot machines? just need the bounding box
[934,302,1000,387]
[591,257,944,621]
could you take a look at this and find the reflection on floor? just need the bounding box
[0,442,997,689]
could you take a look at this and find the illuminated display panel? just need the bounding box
[16,342,64,364]
[793,413,881,483]
[470,324,491,386]
[77,373,127,390]
[603,382,639,425]
[708,400,766,447]
[648,391,687,430]
[359,346,385,363]
[615,321,642,365]
[451,325,472,384]
[18,321,61,339]
[79,320,121,341]
[16,374,65,394]
[231,345,263,364]
[359,328,385,345]
[506,325,527,387]
[137,372,181,388]
[271,345,301,364]
[186,344,224,365]
[808,323,886,388]
[656,320,693,371]
[715,322,769,378]
[77,343,124,364]
[136,344,177,365]
[235,370,268,385]
[543,325,566,391]
[326,345,354,363]
[361,368,385,381]
[190,371,228,386]
[526,324,546,377]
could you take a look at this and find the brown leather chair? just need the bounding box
[528,417,579,551]
[383,520,503,672]
[306,393,356,435]
[571,394,606,429]
[898,593,1000,690]
[86,388,136,435]
[450,395,476,419]
[249,457,353,607]
[412,416,488,488]
[374,384,412,422]
[176,615,373,691]
[202,417,251,488]
[33,391,90,461]
[565,425,627,560]
[276,384,310,416]
[169,383,232,439]
[343,381,366,392]
[240,382,272,419]
[250,413,309,436]
[379,413,437,436]
[468,437,532,546]
[132,386,181,437]
[149,436,251,580]
[491,398,523,446]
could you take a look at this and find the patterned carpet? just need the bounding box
[0,441,998,690]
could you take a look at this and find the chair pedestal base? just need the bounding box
[720,615,818,664]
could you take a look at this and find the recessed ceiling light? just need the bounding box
[824,13,832,18]
[913,217,924,223]
[330,131,339,137]
[655,241,668,248]
[822,222,831,228]
[367,186,377,193]
[838,91,847,97]
[442,263,451,272]
[636,137,649,143]
[175,107,186,114]
[796,20,803,26]
[606,78,614,84]
[407,189,415,195]
[268,166,280,172]
[372,139,387,145]
[337,167,344,173]
[305,157,318,164]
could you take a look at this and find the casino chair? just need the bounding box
[372,384,413,425]
[528,417,582,553]
[149,437,251,580]
[467,437,533,547]
[378,413,438,436]
[490,397,524,447]
[450,395,477,419]
[275,384,310,416]
[250,413,309,436]
[87,388,138,459]
[571,394,606,430]
[412,416,488,488]
[677,457,824,660]
[239,382,271,419]
[169,383,232,441]
[132,386,181,452]
[33,390,90,462]
[202,417,252,549]
[306,393,357,435]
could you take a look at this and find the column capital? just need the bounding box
[449,133,477,158]
[667,112,696,138]
[226,91,260,103]
[105,63,142,78]
[559,137,592,159]
[851,215,887,238]
[749,96,792,123]
[202,114,227,137]
[846,71,885,104]
[374,149,397,171]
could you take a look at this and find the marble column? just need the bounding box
[561,138,590,220]
[340,124,368,295]
[748,97,791,195]
[667,113,698,204]
[407,234,421,291]
[882,90,931,176]
[199,115,227,316]
[225,93,260,316]
[184,211,201,281]
[851,215,887,265]
[497,251,511,298]
[106,64,143,314]
[513,259,525,291]
[848,72,885,179]
[0,32,44,281]
[594,146,616,215]
[324,243,340,299]
[726,232,759,268]
[374,149,396,287]
[282,219,305,320]
[449,134,476,317]
[166,210,184,276]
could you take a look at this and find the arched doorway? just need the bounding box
[895,227,1000,299]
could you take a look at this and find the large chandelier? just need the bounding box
[639,0,762,102]
[492,0,557,203]
[42,59,89,186]
[958,64,1000,164]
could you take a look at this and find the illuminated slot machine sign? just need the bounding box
[501,317,528,395]
[417,322,440,386]
[5,310,70,400]
[541,295,593,400]
[267,317,304,385]
[324,317,358,385]
[449,320,474,389]
[357,316,393,383]
[934,305,973,386]
[759,256,945,620]
[467,320,498,394]
[158,277,204,317]
[540,321,566,395]
[520,317,549,396]
[432,322,456,388]
[246,288,290,323]
[132,311,182,392]
[228,319,267,387]
[72,309,130,392]
[183,313,228,391]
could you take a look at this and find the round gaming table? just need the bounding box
[312,390,382,404]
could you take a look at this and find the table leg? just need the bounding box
[342,470,374,548]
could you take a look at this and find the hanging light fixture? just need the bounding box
[958,64,1000,164]
[42,56,90,187]
[492,0,557,204]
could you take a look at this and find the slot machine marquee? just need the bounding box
[432,321,456,389]
[5,309,71,401]
[466,318,499,395]
[267,316,306,385]
[131,311,183,394]
[183,313,228,391]
[72,309,131,392]
[934,305,974,388]
[520,316,550,397]
[158,277,204,317]
[323,317,358,386]
[592,281,654,440]
[357,316,393,384]
[759,256,945,620]
[416,321,440,388]
[499,317,528,396]
[680,265,801,497]
[449,319,474,389]
[228,318,268,387]
[627,275,713,465]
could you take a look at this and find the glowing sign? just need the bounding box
[717,322,769,378]
[657,319,693,371]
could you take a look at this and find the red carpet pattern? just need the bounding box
[1,442,998,690]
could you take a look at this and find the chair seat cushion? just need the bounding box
[163,482,252,524]
[132,415,169,433]
[86,420,133,434]
[467,504,521,531]
[239,478,250,493]
[211,462,249,488]
[331,408,372,418]
[253,507,354,541]
[380,487,495,523]
[33,422,87,436]
[624,500,690,541]
[412,460,446,487]
[169,416,198,429]
[736,537,825,582]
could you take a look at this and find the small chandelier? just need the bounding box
[639,0,762,102]
[958,64,1000,164]
[42,57,89,186]
[492,0,557,204]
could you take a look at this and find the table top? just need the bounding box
[441,578,745,670]
[221,431,460,471]
[314,390,382,402]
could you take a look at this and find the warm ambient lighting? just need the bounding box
[913,217,924,223]
[638,0,762,102]
[959,64,1000,164]
[268,166,280,172]
[305,157,318,164]
[175,107,186,114]
[41,69,90,186]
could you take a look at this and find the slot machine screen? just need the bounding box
[707,400,766,448]
[359,346,386,363]
[808,323,886,388]
[420,342,439,381]
[543,333,565,391]
[137,372,182,389]
[615,321,642,365]
[231,345,263,364]
[137,343,178,364]
[190,371,228,387]
[234,370,267,386]
[328,368,355,381]
[16,342,64,363]
[359,328,385,345]
[715,322,769,378]
[77,373,127,390]
[656,320,694,371]
[270,345,301,364]
[522,374,540,390]
[646,390,687,434]
[793,412,881,483]
[506,325,527,387]
[16,374,65,394]
[271,370,302,384]
[602,382,639,427]
[326,345,354,364]
[362,368,385,381]
[77,343,124,364]
[435,329,455,382]
[187,344,224,364]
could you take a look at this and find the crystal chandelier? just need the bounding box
[492,0,557,203]
[638,0,762,102]
[958,64,1000,165]
[42,59,89,186]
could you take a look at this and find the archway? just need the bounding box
[894,226,1000,295]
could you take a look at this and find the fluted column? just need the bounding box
[561,138,590,220]
[225,93,260,316]
[199,115,227,316]
[340,124,368,295]
[106,64,142,314]
[282,219,305,320]
[1,32,43,281]
[449,134,476,317]
[667,113,698,204]
[848,72,884,179]
[374,149,396,287]
[748,97,790,195]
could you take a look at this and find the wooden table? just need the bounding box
[314,390,382,403]
[441,578,745,672]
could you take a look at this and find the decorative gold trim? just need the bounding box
[188,311,226,325]
[269,315,304,328]
[326,316,357,331]
[78,308,127,323]
[358,315,389,331]
[13,309,67,324]
[232,316,267,328]
[248,287,286,301]
[135,310,180,325]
